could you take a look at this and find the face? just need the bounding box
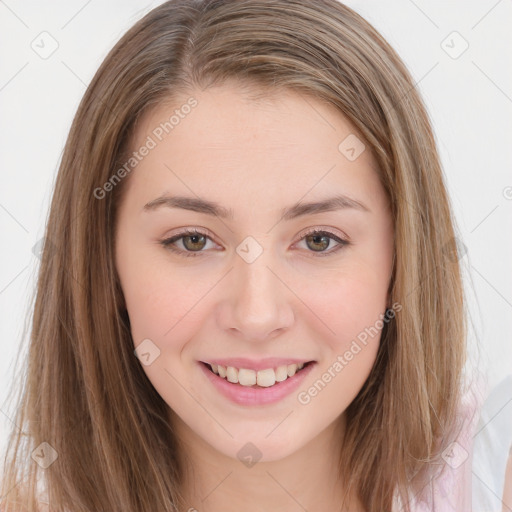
[115,83,394,463]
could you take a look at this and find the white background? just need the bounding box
[1,0,511,508]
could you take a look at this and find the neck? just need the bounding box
[172,412,363,512]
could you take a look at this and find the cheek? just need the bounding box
[294,270,386,415]
[303,262,389,349]
[117,241,205,343]
[117,248,206,404]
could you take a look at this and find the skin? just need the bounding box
[115,82,394,512]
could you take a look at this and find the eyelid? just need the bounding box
[294,225,350,244]
[166,226,217,241]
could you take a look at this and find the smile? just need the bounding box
[206,362,308,387]
[199,360,316,406]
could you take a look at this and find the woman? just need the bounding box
[0,1,476,510]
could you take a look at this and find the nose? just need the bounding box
[217,246,295,342]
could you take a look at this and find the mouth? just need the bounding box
[200,360,315,389]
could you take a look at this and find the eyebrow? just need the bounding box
[142,193,370,220]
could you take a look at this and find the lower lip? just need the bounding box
[199,361,316,406]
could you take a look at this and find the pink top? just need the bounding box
[392,372,485,511]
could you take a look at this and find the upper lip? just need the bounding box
[201,357,314,371]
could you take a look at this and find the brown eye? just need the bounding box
[182,233,207,251]
[161,228,348,259]
[160,229,215,258]
[297,229,349,256]
[305,233,331,252]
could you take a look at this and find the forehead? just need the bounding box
[137,84,358,154]
[124,83,387,214]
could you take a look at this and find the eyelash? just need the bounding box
[159,227,349,258]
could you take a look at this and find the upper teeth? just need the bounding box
[210,363,305,387]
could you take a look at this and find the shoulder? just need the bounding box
[472,372,512,511]
[392,369,487,511]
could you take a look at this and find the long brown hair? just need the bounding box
[1,1,467,511]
